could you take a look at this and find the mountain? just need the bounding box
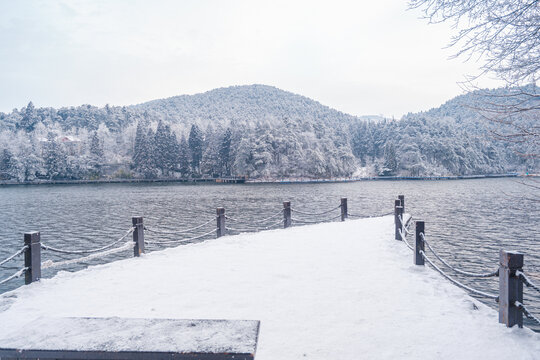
[0,84,537,182]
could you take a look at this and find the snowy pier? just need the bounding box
[0,215,539,359]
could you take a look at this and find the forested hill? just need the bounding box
[0,85,536,182]
[134,84,361,127]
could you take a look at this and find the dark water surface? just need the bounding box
[0,179,538,328]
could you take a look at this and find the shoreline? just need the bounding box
[0,173,528,187]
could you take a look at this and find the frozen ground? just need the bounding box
[0,216,538,359]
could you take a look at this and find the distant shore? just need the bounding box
[0,173,531,186]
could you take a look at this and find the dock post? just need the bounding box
[132,217,144,257]
[340,198,348,221]
[414,221,424,265]
[216,208,225,237]
[398,195,405,213]
[283,202,291,228]
[394,199,403,241]
[24,232,41,284]
[499,250,523,328]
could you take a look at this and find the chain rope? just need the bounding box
[144,218,214,235]
[398,228,414,250]
[291,204,341,216]
[145,228,217,245]
[0,246,28,268]
[226,217,285,233]
[514,301,540,325]
[291,217,323,224]
[41,228,134,255]
[421,233,499,278]
[517,271,540,294]
[349,211,394,218]
[0,267,28,286]
[41,241,134,270]
[420,250,499,300]
[255,209,285,224]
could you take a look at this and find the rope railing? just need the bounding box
[291,217,324,224]
[397,214,414,235]
[0,246,28,268]
[0,267,27,286]
[398,229,414,250]
[420,233,499,278]
[0,197,393,295]
[257,209,284,224]
[419,250,499,301]
[41,241,134,270]
[514,301,540,326]
[144,218,214,235]
[41,228,135,255]
[226,218,284,234]
[145,228,218,245]
[290,204,341,217]
[393,194,539,330]
[349,211,394,218]
[517,271,540,294]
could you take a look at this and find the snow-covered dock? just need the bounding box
[0,216,538,359]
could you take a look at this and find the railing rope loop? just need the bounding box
[0,245,28,268]
[421,233,499,278]
[516,271,540,294]
[40,227,134,255]
[291,204,341,217]
[514,301,540,325]
[144,218,214,235]
[420,250,499,301]
[0,267,28,286]
[41,241,134,270]
[145,228,218,245]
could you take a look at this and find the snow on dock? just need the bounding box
[0,216,538,359]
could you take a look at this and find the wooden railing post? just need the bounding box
[499,250,524,328]
[398,195,405,213]
[394,199,403,241]
[340,198,348,221]
[283,202,291,228]
[414,221,424,266]
[132,217,144,257]
[24,232,41,285]
[216,208,225,237]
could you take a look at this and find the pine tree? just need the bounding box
[188,124,204,175]
[165,126,179,174]
[18,101,38,132]
[44,133,67,180]
[90,131,104,160]
[179,135,191,177]
[381,143,398,176]
[0,149,17,180]
[133,121,148,171]
[219,128,233,176]
[154,121,169,175]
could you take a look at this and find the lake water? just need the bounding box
[0,178,539,329]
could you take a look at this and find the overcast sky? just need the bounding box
[0,0,502,118]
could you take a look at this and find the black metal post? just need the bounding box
[24,232,41,284]
[132,217,144,257]
[340,198,348,221]
[216,208,225,237]
[283,202,291,228]
[398,195,405,213]
[394,199,403,241]
[414,221,424,266]
[499,250,523,328]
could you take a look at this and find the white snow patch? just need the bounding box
[0,217,538,359]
